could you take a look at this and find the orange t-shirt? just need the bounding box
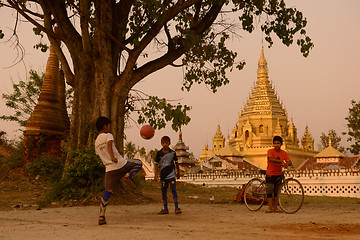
[266,148,291,176]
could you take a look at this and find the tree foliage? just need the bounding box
[0,70,73,129]
[124,141,137,159]
[138,146,146,156]
[0,70,43,128]
[0,0,314,151]
[318,129,345,154]
[344,100,360,155]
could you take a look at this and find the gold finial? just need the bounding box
[329,132,332,147]
[258,44,268,69]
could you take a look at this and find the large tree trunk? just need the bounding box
[68,55,128,154]
[112,81,129,156]
[69,67,95,149]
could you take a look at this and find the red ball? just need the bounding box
[140,125,155,140]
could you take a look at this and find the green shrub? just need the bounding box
[49,146,105,201]
[26,153,64,183]
[2,141,25,170]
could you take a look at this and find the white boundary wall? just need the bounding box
[178,168,360,198]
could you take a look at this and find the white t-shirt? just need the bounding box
[94,133,127,172]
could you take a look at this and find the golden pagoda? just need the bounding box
[199,45,318,169]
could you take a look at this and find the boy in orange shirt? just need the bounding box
[266,136,291,213]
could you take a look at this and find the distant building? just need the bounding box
[300,135,360,170]
[173,130,198,173]
[199,45,318,170]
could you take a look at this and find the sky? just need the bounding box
[1,1,360,158]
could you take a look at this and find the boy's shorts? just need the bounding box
[160,178,176,187]
[265,174,283,197]
[104,159,141,190]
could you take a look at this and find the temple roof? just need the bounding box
[300,155,359,170]
[314,134,346,158]
[216,144,244,157]
[241,45,286,117]
[314,146,346,158]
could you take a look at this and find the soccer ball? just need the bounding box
[140,125,155,140]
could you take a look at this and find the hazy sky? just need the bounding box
[1,1,360,158]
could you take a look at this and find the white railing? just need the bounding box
[178,168,360,198]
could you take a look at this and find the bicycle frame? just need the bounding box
[244,171,304,214]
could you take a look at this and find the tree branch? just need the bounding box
[66,0,131,53]
[129,0,225,88]
[40,0,75,86]
[123,0,200,78]
[131,45,186,87]
[7,0,57,39]
[79,0,94,71]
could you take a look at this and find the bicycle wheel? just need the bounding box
[244,178,266,211]
[278,178,304,214]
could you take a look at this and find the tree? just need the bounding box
[148,149,158,163]
[318,129,345,153]
[1,0,313,155]
[0,70,73,129]
[0,70,43,128]
[124,141,137,159]
[344,100,360,155]
[138,146,146,156]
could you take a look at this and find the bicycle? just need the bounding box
[243,170,304,214]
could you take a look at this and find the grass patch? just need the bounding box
[141,180,239,204]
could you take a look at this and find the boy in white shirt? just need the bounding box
[95,116,142,225]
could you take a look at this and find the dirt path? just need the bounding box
[1,203,360,240]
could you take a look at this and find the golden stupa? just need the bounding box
[199,46,318,169]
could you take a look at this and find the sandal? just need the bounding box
[158,209,169,215]
[274,208,283,213]
[98,217,107,225]
[175,208,182,214]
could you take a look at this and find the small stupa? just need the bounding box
[23,27,69,161]
[173,129,198,173]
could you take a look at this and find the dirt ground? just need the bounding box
[1,203,360,240]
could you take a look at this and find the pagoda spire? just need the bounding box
[241,45,286,117]
[301,125,315,152]
[328,132,332,147]
[257,44,269,83]
[212,124,225,152]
